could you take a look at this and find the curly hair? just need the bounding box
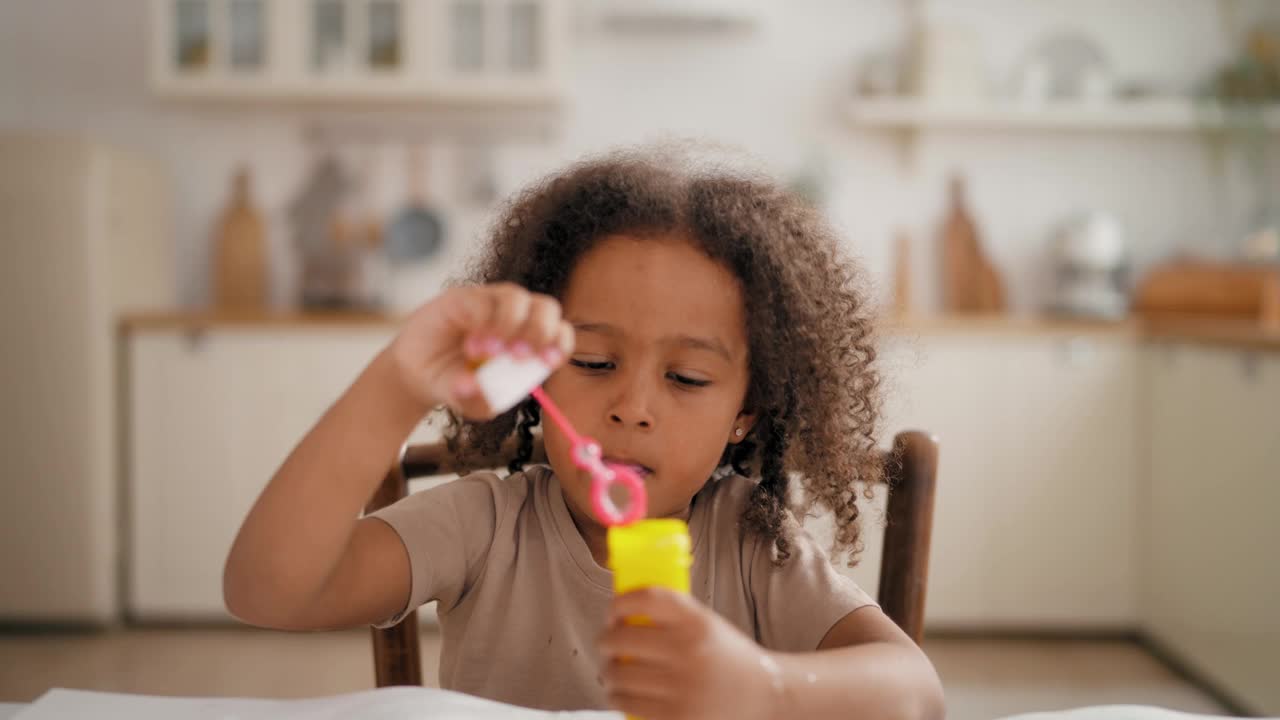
[443,146,883,564]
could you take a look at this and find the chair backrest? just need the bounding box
[366,430,938,687]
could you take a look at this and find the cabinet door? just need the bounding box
[868,332,1139,628]
[153,0,565,101]
[128,328,393,618]
[1144,344,1280,715]
[431,0,566,101]
[151,0,281,94]
[301,0,419,95]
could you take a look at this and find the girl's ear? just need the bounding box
[728,411,758,445]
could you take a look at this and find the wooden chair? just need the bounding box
[365,430,939,687]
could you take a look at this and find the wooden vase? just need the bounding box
[213,168,268,310]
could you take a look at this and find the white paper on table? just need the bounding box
[14,687,624,720]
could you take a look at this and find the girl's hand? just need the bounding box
[599,588,784,720]
[389,283,574,419]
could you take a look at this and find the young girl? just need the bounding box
[224,148,944,720]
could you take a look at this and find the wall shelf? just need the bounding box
[150,0,568,106]
[590,0,759,32]
[844,96,1280,133]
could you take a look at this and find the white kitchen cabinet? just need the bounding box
[867,328,1141,628]
[1143,342,1280,716]
[0,135,172,624]
[126,321,1146,630]
[125,325,451,620]
[149,0,567,104]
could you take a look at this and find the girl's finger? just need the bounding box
[445,286,503,357]
[451,371,478,400]
[517,295,563,352]
[609,587,699,628]
[598,623,679,665]
[443,285,493,334]
[484,284,533,343]
[545,320,574,367]
[602,658,681,700]
[446,367,497,417]
[606,691,672,720]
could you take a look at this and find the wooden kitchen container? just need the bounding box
[213,168,269,310]
[1134,259,1280,328]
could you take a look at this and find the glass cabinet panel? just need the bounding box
[508,1,540,72]
[175,0,211,70]
[228,0,265,70]
[368,0,402,69]
[451,1,485,72]
[312,0,347,71]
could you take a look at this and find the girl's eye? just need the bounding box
[668,372,711,388]
[569,358,614,372]
[569,358,708,387]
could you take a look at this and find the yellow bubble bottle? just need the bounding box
[607,518,692,612]
[607,519,691,720]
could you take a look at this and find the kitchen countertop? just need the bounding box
[118,311,1280,352]
[120,309,395,331]
[890,314,1280,351]
[1139,315,1280,352]
[886,314,1139,337]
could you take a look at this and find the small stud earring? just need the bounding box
[735,428,744,437]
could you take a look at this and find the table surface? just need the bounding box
[0,700,1253,720]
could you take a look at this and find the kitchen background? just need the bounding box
[1,1,1278,719]
[6,0,1279,312]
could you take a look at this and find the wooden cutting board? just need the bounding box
[940,176,1006,313]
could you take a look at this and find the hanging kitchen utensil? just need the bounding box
[386,144,445,264]
[352,144,388,309]
[289,149,354,309]
[457,141,499,207]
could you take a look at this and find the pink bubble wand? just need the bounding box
[529,387,647,526]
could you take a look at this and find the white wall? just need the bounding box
[1,0,1274,311]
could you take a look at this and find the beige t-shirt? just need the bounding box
[370,465,875,711]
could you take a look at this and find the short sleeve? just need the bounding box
[367,471,505,628]
[748,520,878,652]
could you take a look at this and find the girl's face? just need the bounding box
[541,234,756,527]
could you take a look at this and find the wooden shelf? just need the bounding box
[119,309,401,332]
[151,77,567,108]
[887,313,1138,338]
[1142,315,1280,352]
[118,310,1280,352]
[844,96,1280,133]
[891,313,1280,352]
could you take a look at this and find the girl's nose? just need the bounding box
[607,376,655,430]
[608,409,652,429]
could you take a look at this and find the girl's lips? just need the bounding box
[604,457,652,477]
